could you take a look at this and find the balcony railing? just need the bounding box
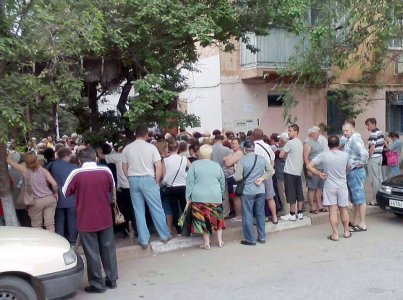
[241,29,308,69]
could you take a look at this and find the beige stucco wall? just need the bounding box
[220,78,328,140]
[184,40,403,140]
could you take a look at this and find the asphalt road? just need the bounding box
[74,212,403,300]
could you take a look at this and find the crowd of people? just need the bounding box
[1,118,402,293]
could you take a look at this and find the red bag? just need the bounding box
[386,151,399,167]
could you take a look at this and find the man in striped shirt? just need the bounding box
[365,118,384,206]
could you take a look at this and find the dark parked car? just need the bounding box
[376,174,403,217]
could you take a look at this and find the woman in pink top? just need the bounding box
[7,151,58,232]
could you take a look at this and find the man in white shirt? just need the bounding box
[253,128,278,224]
[97,145,135,237]
[280,124,305,221]
[122,126,172,248]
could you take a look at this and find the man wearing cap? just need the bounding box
[234,141,275,245]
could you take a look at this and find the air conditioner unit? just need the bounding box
[389,92,403,105]
[395,55,403,75]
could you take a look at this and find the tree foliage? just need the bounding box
[1,0,402,144]
[0,0,316,144]
[278,0,403,120]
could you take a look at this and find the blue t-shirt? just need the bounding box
[50,159,77,208]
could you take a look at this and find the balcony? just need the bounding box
[240,29,308,79]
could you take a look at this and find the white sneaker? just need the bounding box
[297,213,303,220]
[280,213,297,221]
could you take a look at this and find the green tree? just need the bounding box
[0,0,310,198]
[280,0,403,119]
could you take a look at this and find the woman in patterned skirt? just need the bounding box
[186,144,225,249]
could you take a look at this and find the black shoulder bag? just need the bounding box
[162,157,183,195]
[235,155,257,196]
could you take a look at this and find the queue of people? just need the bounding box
[1,118,402,293]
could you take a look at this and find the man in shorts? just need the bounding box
[307,136,351,241]
[280,124,304,221]
[343,121,369,232]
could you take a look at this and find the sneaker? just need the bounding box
[280,213,297,221]
[297,213,303,220]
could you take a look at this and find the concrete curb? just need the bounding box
[152,216,311,254]
[115,217,312,261]
[114,206,383,261]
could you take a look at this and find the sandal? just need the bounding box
[368,201,378,206]
[218,242,225,248]
[309,210,319,214]
[199,244,211,250]
[319,208,328,213]
[348,222,355,228]
[327,235,339,241]
[344,233,352,238]
[349,225,367,232]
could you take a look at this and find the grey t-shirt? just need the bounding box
[283,138,303,176]
[211,143,232,168]
[312,150,350,189]
[122,140,161,177]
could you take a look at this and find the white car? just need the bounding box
[0,227,83,300]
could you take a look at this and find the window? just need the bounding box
[386,91,403,134]
[388,19,403,50]
[267,94,284,107]
[327,90,347,134]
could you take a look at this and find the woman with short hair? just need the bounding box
[186,144,225,249]
[7,151,58,231]
[162,139,191,235]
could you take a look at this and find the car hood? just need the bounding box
[383,174,403,187]
[0,227,74,276]
[0,226,69,249]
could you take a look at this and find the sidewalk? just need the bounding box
[75,179,383,261]
[108,205,382,262]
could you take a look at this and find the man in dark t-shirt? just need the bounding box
[63,148,118,293]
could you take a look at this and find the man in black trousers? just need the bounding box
[63,148,118,293]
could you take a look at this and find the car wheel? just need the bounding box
[394,213,403,219]
[0,276,38,300]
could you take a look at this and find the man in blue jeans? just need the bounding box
[234,141,275,245]
[49,147,78,245]
[123,126,172,248]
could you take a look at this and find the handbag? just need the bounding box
[114,206,125,225]
[235,155,258,196]
[17,171,35,206]
[178,202,192,237]
[386,151,399,167]
[162,157,183,195]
